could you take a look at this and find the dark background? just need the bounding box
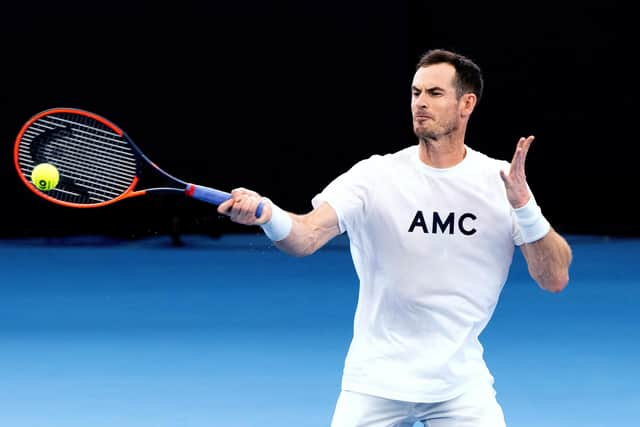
[1,1,636,239]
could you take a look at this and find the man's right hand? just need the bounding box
[217,187,272,226]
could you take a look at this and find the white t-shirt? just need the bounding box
[312,144,524,402]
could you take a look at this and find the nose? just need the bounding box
[413,92,428,109]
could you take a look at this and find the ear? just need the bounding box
[460,93,477,118]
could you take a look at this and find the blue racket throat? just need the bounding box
[185,184,264,218]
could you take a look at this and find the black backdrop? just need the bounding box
[1,1,636,239]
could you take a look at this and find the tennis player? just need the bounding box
[218,48,573,427]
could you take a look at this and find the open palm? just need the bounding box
[500,135,535,208]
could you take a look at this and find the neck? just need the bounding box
[418,133,467,168]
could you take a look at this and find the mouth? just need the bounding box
[414,114,433,121]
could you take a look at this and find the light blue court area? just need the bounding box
[0,234,638,427]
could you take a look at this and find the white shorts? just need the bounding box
[330,382,506,427]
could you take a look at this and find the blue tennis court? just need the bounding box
[0,233,637,426]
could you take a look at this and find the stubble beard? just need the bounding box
[414,116,459,143]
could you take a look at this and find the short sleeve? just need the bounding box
[311,156,379,234]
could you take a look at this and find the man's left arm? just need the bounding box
[500,135,573,293]
[519,229,572,292]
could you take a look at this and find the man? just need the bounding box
[218,48,572,427]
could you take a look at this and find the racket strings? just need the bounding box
[23,128,136,184]
[16,113,138,204]
[18,136,132,202]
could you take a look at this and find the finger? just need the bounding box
[231,188,253,201]
[231,188,247,200]
[255,198,272,224]
[499,169,509,185]
[517,136,535,176]
[238,196,263,224]
[508,143,521,178]
[217,198,235,215]
[509,137,525,165]
[515,135,534,176]
[521,135,534,162]
[232,187,260,198]
[235,197,256,223]
[513,146,523,176]
[245,197,261,222]
[525,135,535,148]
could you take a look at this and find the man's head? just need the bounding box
[411,49,483,141]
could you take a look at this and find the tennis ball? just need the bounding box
[31,163,60,191]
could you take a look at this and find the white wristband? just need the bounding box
[260,198,292,242]
[514,196,551,244]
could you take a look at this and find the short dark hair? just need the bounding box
[416,49,484,104]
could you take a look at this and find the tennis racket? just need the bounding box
[13,107,263,216]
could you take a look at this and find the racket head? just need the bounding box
[14,107,145,208]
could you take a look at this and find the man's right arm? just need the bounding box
[217,187,341,257]
[273,202,340,257]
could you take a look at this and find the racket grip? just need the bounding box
[185,184,264,218]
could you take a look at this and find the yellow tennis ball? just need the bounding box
[31,163,60,191]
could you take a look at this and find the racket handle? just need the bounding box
[185,184,264,218]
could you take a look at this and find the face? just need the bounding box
[411,63,468,141]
